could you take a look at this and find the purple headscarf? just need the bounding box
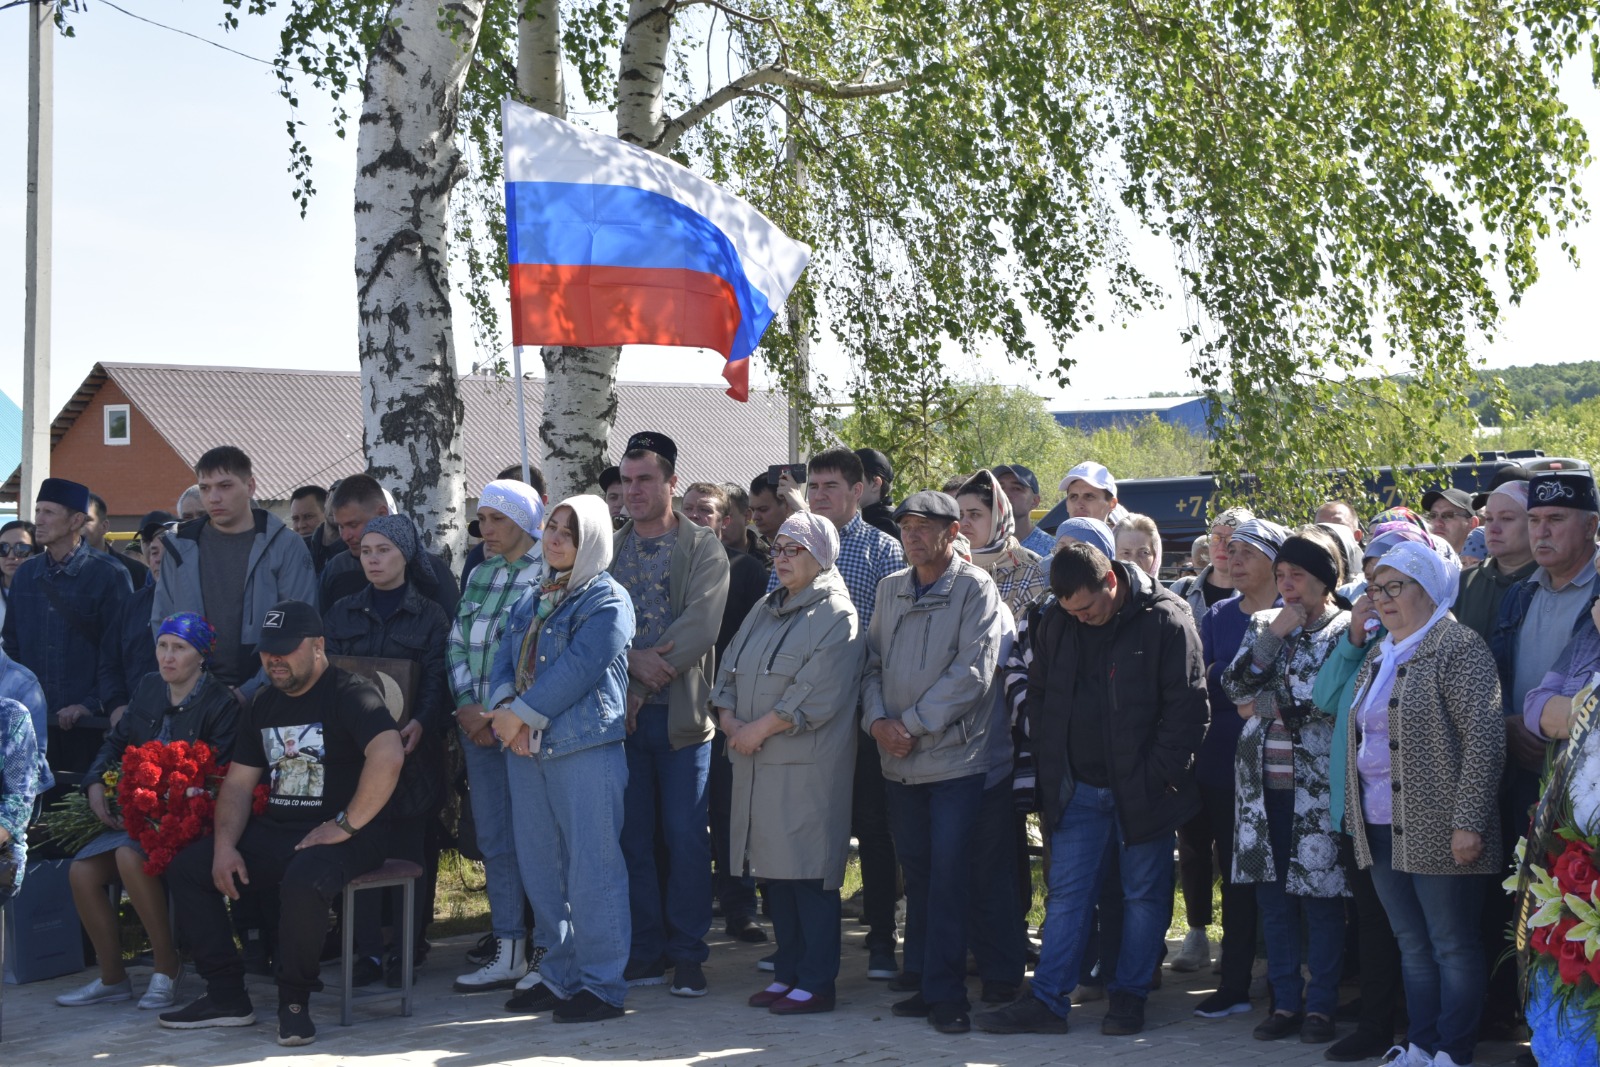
[157,612,217,665]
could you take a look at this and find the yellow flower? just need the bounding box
[102,769,120,789]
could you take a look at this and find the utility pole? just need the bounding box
[785,93,809,465]
[22,0,55,517]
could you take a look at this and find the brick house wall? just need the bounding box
[47,378,197,531]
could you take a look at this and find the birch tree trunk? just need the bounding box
[354,0,486,562]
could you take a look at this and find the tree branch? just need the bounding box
[655,64,907,152]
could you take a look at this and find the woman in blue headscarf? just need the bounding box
[59,612,239,1012]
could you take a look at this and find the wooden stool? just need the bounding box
[336,859,422,1026]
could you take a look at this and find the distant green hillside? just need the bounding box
[1471,359,1600,420]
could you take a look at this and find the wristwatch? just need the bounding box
[334,810,361,836]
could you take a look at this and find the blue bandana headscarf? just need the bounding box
[157,612,217,665]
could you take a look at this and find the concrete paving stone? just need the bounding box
[1,926,1534,1066]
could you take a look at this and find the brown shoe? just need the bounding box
[747,986,792,1008]
[769,992,835,1015]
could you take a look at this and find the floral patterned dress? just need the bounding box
[1223,606,1351,898]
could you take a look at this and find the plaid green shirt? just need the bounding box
[447,544,542,707]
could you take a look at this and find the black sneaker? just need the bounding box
[866,948,897,981]
[384,945,429,989]
[726,916,768,943]
[276,1001,315,1047]
[1101,991,1145,1035]
[891,992,929,1018]
[158,993,256,1029]
[1255,1011,1305,1040]
[553,989,624,1023]
[1301,1013,1336,1044]
[624,957,667,987]
[465,932,497,967]
[975,994,1070,1034]
[887,970,922,993]
[1325,1028,1395,1061]
[506,981,562,1013]
[929,1001,971,1034]
[670,960,708,997]
[351,956,385,988]
[1193,989,1252,1018]
[980,981,1019,1004]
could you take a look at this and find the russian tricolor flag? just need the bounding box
[501,100,811,401]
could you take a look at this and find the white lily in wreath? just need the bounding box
[1524,862,1568,930]
[1567,891,1600,959]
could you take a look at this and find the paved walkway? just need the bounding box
[4,926,1530,1066]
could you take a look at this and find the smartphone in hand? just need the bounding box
[767,463,807,486]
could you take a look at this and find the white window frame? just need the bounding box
[104,404,131,446]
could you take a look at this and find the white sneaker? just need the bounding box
[139,970,182,1010]
[1430,1053,1461,1067]
[56,977,133,1006]
[1383,1044,1434,1066]
[452,937,527,992]
[1169,928,1212,972]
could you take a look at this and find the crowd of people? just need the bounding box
[0,435,1595,1066]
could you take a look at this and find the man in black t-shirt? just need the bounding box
[160,600,403,1048]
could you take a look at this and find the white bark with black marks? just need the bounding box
[517,0,566,119]
[540,344,623,501]
[354,0,486,563]
[617,0,672,148]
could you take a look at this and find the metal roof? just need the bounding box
[2,362,793,502]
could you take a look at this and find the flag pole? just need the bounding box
[513,344,531,484]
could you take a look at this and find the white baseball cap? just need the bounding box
[1059,461,1118,498]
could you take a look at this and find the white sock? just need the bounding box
[785,989,814,1002]
[764,983,789,995]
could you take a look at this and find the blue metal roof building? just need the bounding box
[1051,395,1214,437]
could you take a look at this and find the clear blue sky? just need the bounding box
[2,3,1597,418]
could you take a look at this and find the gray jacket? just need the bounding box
[614,512,730,750]
[862,554,1004,785]
[154,510,318,696]
[711,567,864,888]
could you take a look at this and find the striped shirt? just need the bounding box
[447,543,543,707]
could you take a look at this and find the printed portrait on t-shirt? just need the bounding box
[263,724,326,803]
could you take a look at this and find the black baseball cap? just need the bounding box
[1421,487,1474,515]
[855,449,893,488]
[1471,464,1532,510]
[257,600,324,656]
[993,464,1041,497]
[137,510,177,543]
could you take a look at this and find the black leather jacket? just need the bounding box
[85,671,240,787]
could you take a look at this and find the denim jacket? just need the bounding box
[487,572,635,759]
[1,540,132,713]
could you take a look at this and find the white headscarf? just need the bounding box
[1353,541,1460,727]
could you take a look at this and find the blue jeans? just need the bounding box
[885,773,985,1008]
[1029,783,1174,1019]
[461,736,526,941]
[969,777,1026,987]
[1368,824,1487,1063]
[621,705,712,965]
[765,879,840,997]
[1255,787,1344,1016]
[507,741,631,1008]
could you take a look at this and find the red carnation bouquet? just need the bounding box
[117,740,270,876]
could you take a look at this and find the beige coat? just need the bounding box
[710,568,864,888]
[1345,617,1505,877]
